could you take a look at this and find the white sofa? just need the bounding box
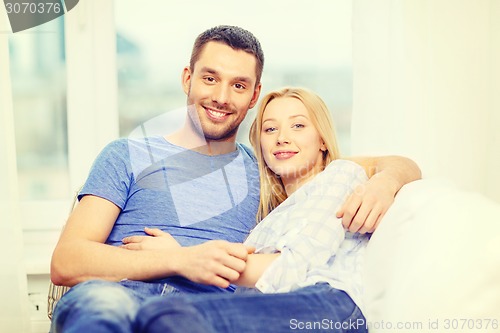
[364,179,500,332]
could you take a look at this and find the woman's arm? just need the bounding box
[240,160,365,293]
[233,253,280,288]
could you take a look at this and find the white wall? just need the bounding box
[0,9,31,333]
[351,0,500,202]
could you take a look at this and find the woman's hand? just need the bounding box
[121,227,181,251]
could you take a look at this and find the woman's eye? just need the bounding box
[264,127,276,133]
[293,124,305,129]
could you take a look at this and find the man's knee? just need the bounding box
[56,280,139,317]
[50,280,141,333]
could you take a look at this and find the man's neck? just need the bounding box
[165,124,237,156]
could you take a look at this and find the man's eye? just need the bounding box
[204,77,216,83]
[234,83,245,90]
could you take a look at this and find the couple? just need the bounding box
[50,25,421,332]
[133,87,373,333]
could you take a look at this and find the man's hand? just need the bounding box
[121,229,254,289]
[340,155,421,234]
[177,241,255,289]
[336,173,398,234]
[121,227,181,251]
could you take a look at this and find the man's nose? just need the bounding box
[212,84,230,106]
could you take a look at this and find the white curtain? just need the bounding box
[351,0,500,203]
[0,11,31,333]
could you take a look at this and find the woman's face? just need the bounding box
[260,97,325,192]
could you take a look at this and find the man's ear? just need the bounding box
[249,82,262,109]
[181,66,191,95]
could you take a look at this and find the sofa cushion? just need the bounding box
[364,179,500,331]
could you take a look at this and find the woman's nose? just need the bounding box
[276,130,290,145]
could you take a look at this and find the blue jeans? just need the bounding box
[135,283,367,333]
[50,279,229,333]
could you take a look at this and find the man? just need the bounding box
[50,25,421,332]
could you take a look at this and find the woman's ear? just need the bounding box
[320,142,327,152]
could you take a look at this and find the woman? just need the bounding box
[135,87,370,333]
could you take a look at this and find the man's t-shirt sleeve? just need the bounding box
[78,139,132,209]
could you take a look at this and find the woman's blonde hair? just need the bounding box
[249,87,340,222]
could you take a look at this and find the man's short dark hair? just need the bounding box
[190,25,264,85]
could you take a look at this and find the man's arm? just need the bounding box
[339,155,421,234]
[120,227,278,289]
[50,195,250,288]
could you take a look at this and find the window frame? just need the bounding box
[18,0,118,273]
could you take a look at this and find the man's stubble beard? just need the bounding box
[186,90,243,142]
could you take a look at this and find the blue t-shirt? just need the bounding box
[79,136,260,292]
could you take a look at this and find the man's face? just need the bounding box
[182,42,261,142]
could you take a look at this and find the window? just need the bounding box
[6,1,352,217]
[7,0,352,272]
[9,17,69,201]
[7,1,119,273]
